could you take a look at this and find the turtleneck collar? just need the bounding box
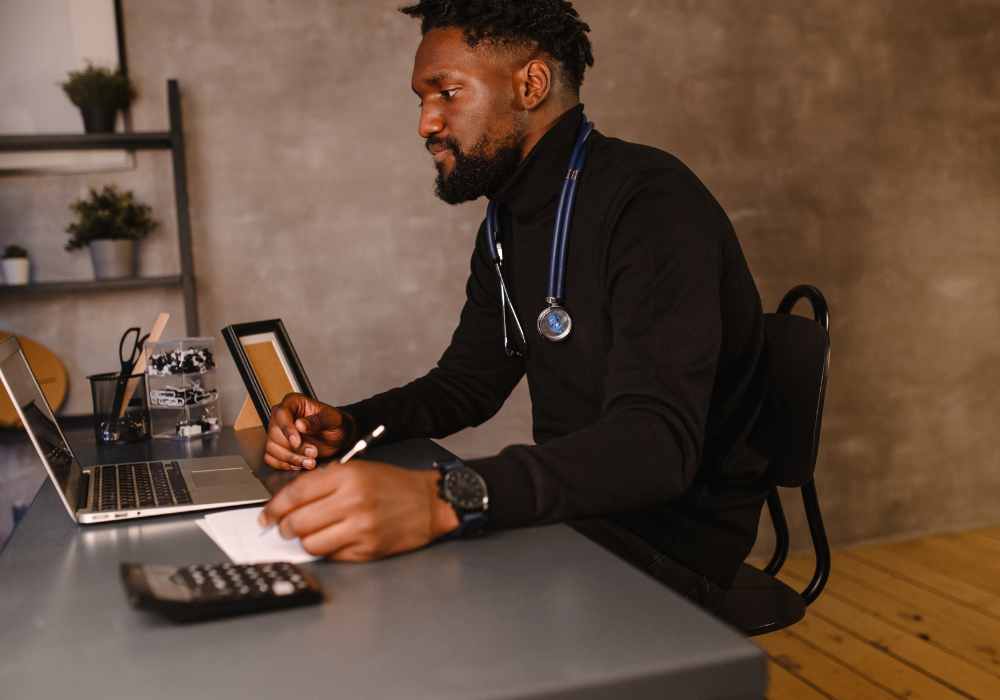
[487,104,585,219]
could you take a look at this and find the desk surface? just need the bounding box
[0,428,764,700]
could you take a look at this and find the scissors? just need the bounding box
[108,327,151,428]
[119,327,151,378]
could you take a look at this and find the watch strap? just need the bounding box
[452,510,489,538]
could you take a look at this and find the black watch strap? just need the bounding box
[434,459,489,538]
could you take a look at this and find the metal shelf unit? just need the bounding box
[0,80,199,336]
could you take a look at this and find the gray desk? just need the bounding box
[0,428,764,699]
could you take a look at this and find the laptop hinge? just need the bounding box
[77,471,91,512]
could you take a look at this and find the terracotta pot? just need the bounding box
[1,258,29,285]
[79,105,117,133]
[89,239,135,279]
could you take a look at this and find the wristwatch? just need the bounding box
[434,459,489,537]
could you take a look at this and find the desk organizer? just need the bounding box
[144,338,220,439]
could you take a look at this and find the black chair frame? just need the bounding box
[715,284,832,636]
[762,285,831,606]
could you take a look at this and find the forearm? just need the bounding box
[341,361,523,441]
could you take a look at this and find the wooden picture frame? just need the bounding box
[222,320,316,429]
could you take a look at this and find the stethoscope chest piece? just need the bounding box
[537,302,572,341]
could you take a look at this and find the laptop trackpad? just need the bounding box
[191,468,255,488]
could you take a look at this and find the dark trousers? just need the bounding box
[570,518,728,613]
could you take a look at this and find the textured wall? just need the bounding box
[1,0,998,556]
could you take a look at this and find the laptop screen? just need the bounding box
[0,337,83,517]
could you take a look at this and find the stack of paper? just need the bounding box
[196,506,322,565]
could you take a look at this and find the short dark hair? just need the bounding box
[399,0,594,93]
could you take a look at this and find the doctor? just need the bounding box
[258,0,773,611]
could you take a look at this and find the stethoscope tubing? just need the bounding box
[485,114,594,349]
[488,115,594,292]
[548,130,591,301]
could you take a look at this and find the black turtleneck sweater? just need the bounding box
[342,105,773,588]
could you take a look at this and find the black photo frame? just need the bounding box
[222,319,316,426]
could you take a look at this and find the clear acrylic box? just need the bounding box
[144,337,221,439]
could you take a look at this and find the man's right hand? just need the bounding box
[264,394,356,470]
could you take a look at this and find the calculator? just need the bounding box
[121,561,323,621]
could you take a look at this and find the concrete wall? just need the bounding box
[2,0,998,556]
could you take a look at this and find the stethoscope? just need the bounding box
[486,114,595,358]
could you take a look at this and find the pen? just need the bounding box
[260,425,386,536]
[336,424,385,465]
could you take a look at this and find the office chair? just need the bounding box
[715,284,831,637]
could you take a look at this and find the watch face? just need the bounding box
[444,467,488,511]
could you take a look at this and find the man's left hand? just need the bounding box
[257,461,460,561]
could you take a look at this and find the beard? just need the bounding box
[429,128,523,205]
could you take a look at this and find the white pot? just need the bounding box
[89,239,135,280]
[1,257,30,285]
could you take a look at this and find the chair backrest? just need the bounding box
[764,293,830,489]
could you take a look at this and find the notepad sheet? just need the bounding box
[196,506,322,565]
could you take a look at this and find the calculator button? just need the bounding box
[272,581,295,596]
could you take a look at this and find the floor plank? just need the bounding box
[888,539,1000,596]
[978,528,1000,543]
[761,529,1000,699]
[757,628,901,700]
[785,612,970,700]
[764,660,835,700]
[775,569,1000,698]
[847,547,1000,617]
[911,537,1000,594]
[780,557,1000,676]
[831,552,1000,638]
[947,530,1000,559]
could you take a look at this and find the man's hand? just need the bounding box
[264,393,356,470]
[257,461,461,560]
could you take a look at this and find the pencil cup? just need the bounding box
[88,372,151,444]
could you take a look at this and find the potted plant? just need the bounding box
[65,185,158,279]
[1,245,30,285]
[60,62,136,133]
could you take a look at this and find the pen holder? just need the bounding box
[88,372,152,444]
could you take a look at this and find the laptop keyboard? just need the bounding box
[92,461,193,512]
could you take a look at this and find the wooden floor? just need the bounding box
[756,527,1000,700]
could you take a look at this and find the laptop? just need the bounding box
[0,335,271,524]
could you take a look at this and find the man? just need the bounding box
[258,0,773,612]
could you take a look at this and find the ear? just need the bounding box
[514,59,552,111]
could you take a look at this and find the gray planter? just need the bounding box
[80,105,117,133]
[89,239,135,279]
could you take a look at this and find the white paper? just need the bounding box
[195,507,321,565]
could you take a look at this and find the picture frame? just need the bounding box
[221,319,316,428]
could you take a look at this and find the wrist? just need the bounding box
[337,409,358,446]
[433,459,489,537]
[424,469,460,538]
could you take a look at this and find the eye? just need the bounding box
[441,88,458,100]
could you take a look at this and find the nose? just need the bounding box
[418,106,444,140]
